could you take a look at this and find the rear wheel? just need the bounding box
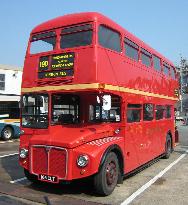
[93,152,119,196]
[1,126,13,141]
[163,135,172,159]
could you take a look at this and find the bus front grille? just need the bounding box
[31,145,67,179]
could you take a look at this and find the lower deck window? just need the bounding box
[127,104,142,123]
[52,94,79,124]
[156,105,165,120]
[89,95,121,122]
[165,105,172,118]
[22,94,49,128]
[143,104,154,121]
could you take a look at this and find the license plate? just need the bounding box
[38,174,59,183]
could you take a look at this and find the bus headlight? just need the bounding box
[77,155,89,167]
[19,148,28,159]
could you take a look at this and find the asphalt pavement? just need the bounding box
[0,123,187,205]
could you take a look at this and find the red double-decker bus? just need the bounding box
[19,12,179,195]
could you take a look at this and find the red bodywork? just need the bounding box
[20,12,179,182]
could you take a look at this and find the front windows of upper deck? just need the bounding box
[29,24,93,55]
[22,94,49,128]
[98,25,121,52]
[30,31,56,54]
[60,24,93,49]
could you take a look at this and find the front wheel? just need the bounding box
[93,152,119,196]
[163,135,172,159]
[1,126,13,141]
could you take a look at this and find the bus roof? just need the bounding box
[31,12,174,66]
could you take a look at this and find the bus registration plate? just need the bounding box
[38,174,59,183]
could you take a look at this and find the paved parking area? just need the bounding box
[0,125,187,205]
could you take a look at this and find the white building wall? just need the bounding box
[0,65,22,101]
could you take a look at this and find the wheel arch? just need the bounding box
[167,130,173,149]
[98,144,124,178]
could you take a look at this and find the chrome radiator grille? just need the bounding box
[31,145,67,179]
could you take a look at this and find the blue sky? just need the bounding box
[0,0,187,67]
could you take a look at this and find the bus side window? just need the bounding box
[143,103,154,121]
[127,104,142,123]
[98,25,121,52]
[153,55,161,72]
[141,48,152,67]
[155,105,165,120]
[124,38,139,61]
[163,63,170,77]
[170,66,176,80]
[165,105,171,118]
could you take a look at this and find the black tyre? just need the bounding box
[163,135,172,159]
[24,169,37,183]
[1,126,13,141]
[93,152,119,196]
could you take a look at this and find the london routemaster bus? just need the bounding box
[19,12,179,195]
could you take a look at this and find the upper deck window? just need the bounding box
[124,38,139,61]
[98,25,121,52]
[30,31,56,54]
[141,48,152,67]
[170,66,176,79]
[153,55,161,71]
[60,24,92,49]
[163,63,169,76]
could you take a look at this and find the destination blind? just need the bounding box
[51,52,74,69]
[38,52,74,79]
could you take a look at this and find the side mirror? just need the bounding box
[102,95,111,111]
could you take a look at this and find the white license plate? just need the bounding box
[38,174,59,183]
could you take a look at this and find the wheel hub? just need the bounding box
[106,161,117,186]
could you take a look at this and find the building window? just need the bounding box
[124,38,139,61]
[143,103,154,121]
[127,104,142,123]
[98,25,121,52]
[0,74,5,90]
[153,55,161,71]
[141,48,152,67]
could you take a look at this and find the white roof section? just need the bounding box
[0,64,22,72]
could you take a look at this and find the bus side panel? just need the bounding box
[124,123,142,172]
[97,48,173,98]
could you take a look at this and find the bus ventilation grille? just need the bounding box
[37,79,73,86]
